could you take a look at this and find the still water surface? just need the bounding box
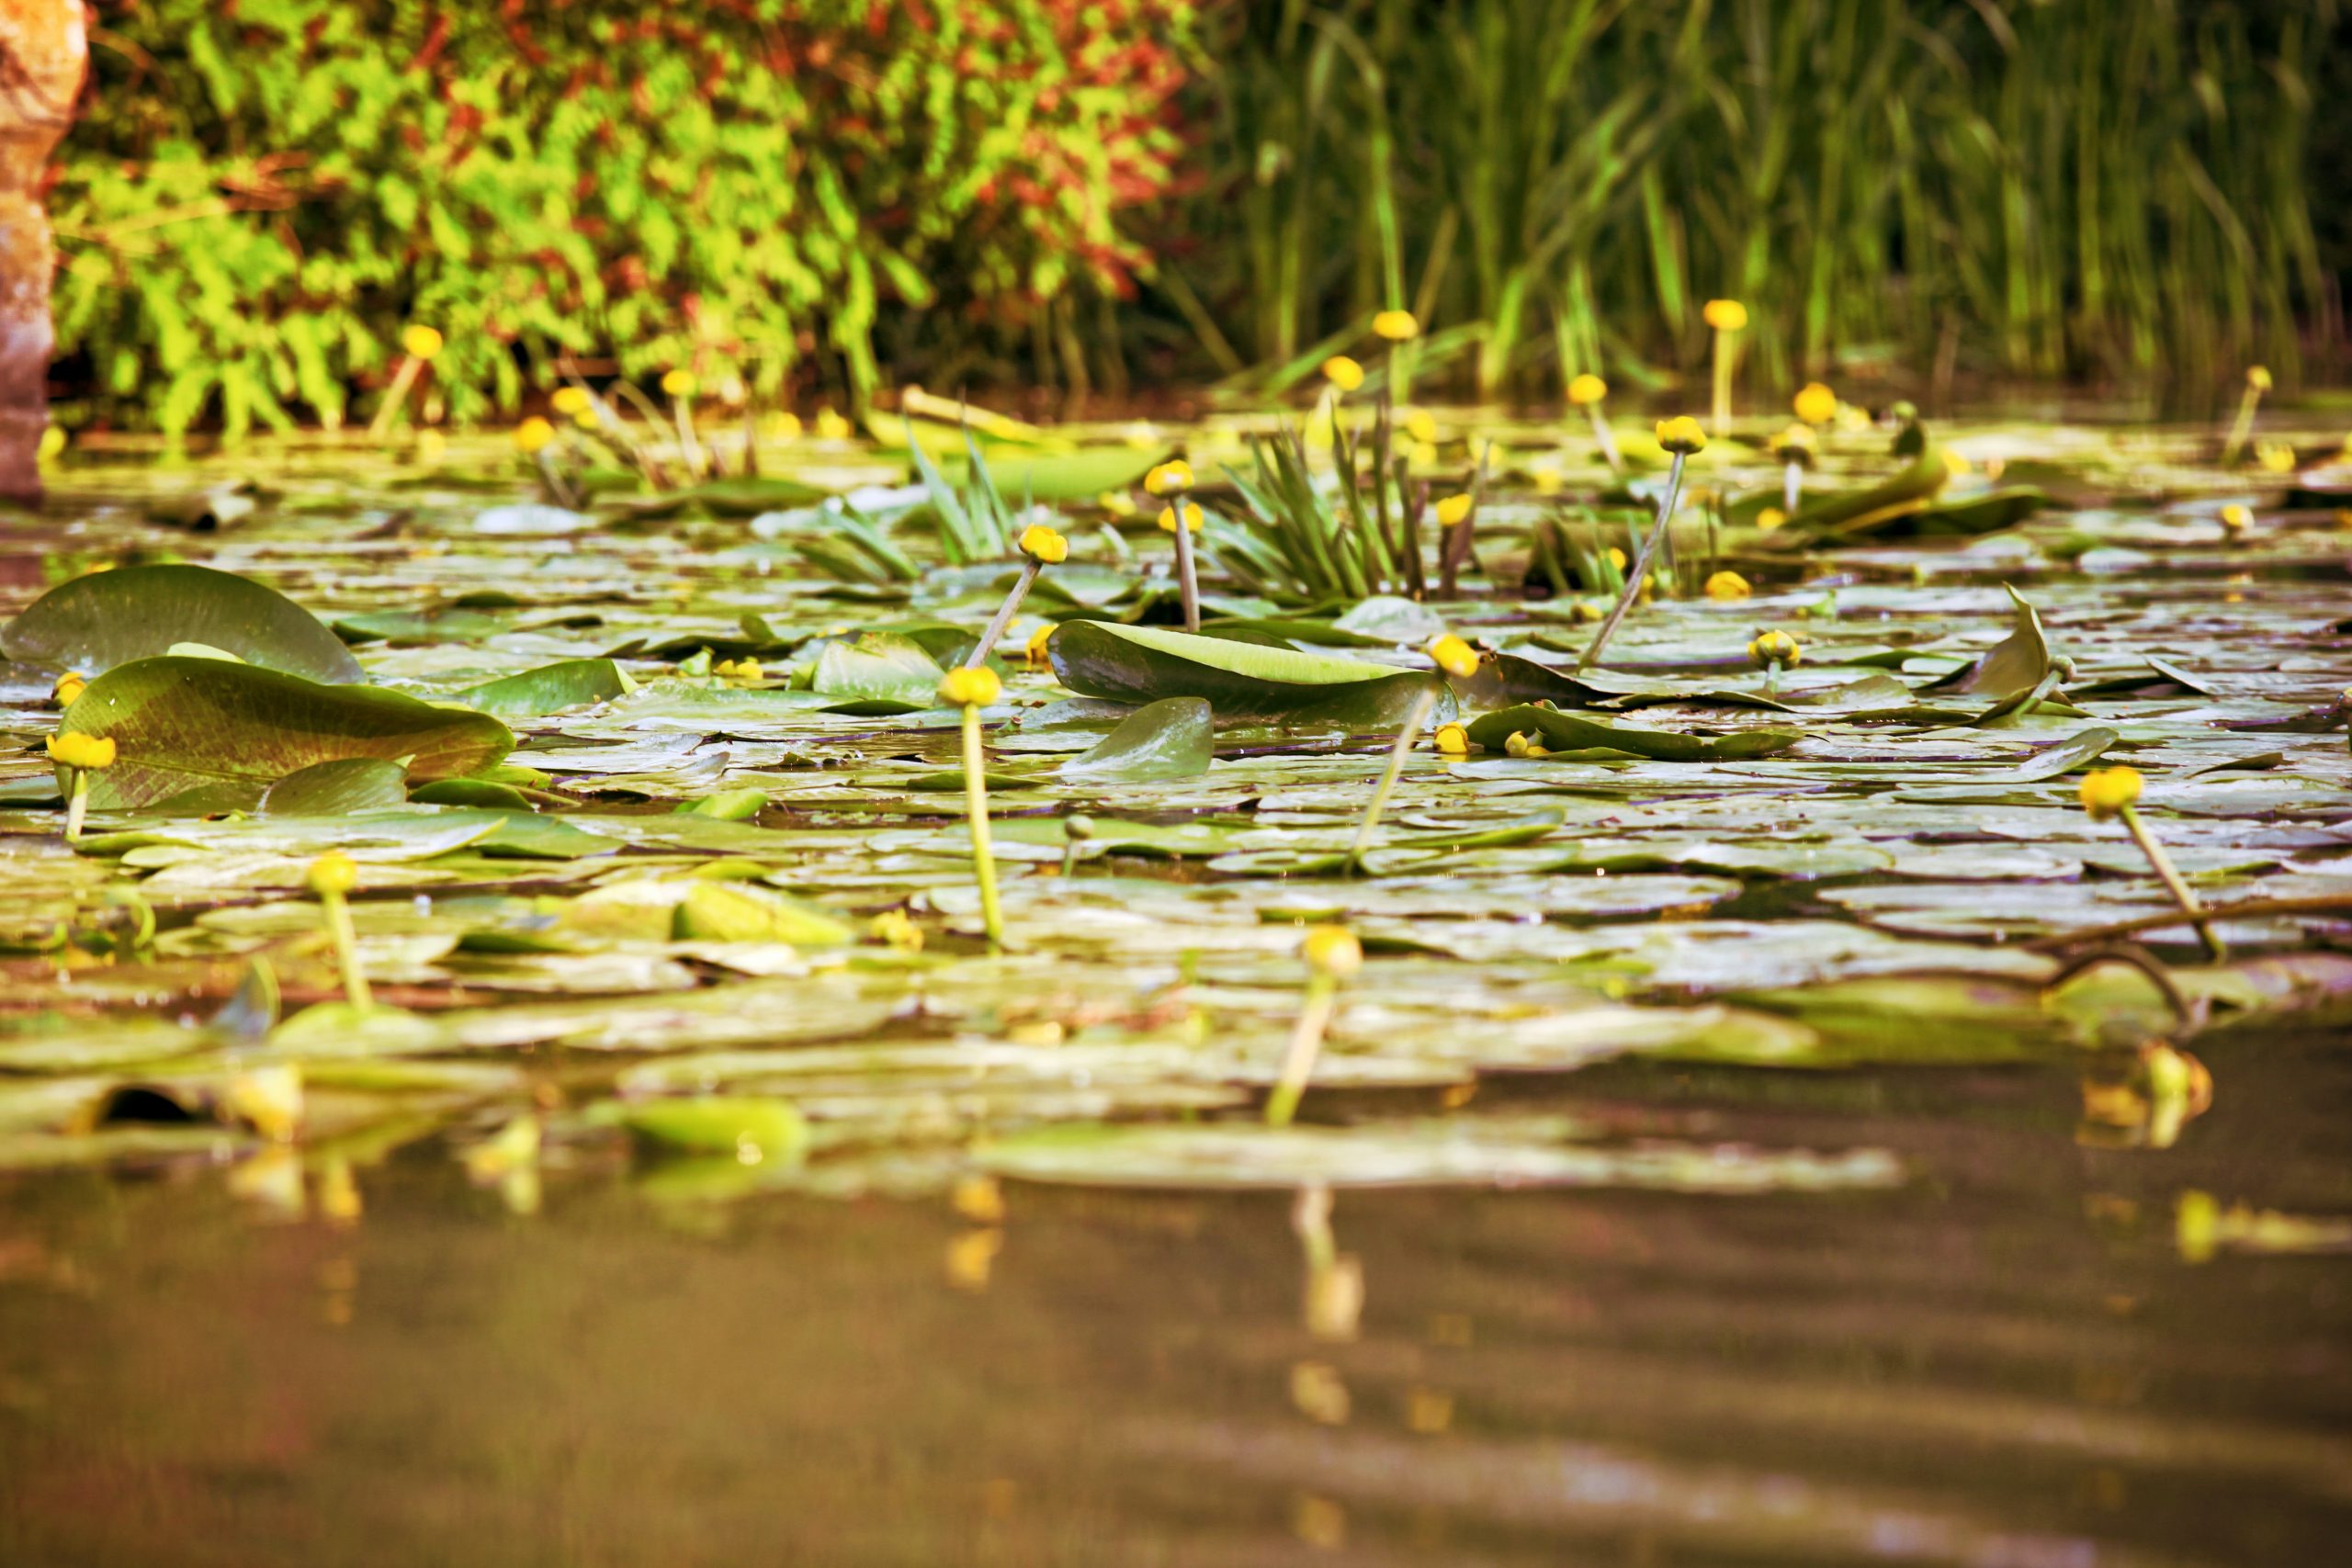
[5,1035,2347,1567]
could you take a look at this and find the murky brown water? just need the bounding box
[5,1032,2346,1567]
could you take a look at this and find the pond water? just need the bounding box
[1,418,2348,1563]
[4,1033,2348,1566]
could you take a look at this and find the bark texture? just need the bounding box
[0,1,84,503]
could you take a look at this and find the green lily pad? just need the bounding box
[1049,620,1442,723]
[1057,697,1215,782]
[2,564,363,682]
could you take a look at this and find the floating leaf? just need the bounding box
[1463,705,1803,761]
[1050,621,1442,723]
[2,564,363,682]
[1057,697,1215,782]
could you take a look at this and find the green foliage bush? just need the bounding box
[58,1,1194,434]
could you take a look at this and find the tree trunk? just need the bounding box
[0,1,85,505]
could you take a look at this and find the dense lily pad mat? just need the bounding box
[0,413,2346,1210]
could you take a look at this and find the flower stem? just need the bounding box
[534,450,577,509]
[1783,459,1803,515]
[673,396,704,479]
[1585,403,1623,473]
[320,888,373,1010]
[1266,974,1339,1128]
[2120,805,2226,962]
[964,559,1042,670]
[367,355,423,443]
[1711,330,1734,437]
[962,702,1005,949]
[1347,685,1437,870]
[1577,449,1688,671]
[2220,386,2261,467]
[1172,513,1201,634]
[62,771,87,843]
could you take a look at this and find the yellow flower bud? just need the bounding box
[1567,373,1608,406]
[1371,310,1420,342]
[52,671,87,707]
[1747,630,1801,669]
[1024,623,1057,665]
[1434,493,1473,527]
[1018,524,1069,564]
[1757,506,1789,533]
[939,667,1003,707]
[1404,409,1440,445]
[2079,765,2143,822]
[2219,503,2252,534]
[814,408,851,441]
[550,386,592,416]
[1702,299,1748,332]
[2255,440,2296,474]
[307,851,361,897]
[513,417,556,455]
[45,731,115,771]
[1770,423,1816,461]
[2246,365,2272,391]
[1301,925,1363,977]
[1433,722,1468,756]
[36,424,65,462]
[572,407,600,430]
[1655,415,1708,455]
[1321,355,1365,392]
[1792,382,1838,424]
[1704,570,1752,602]
[1606,547,1627,571]
[1157,502,1204,534]
[662,369,697,398]
[401,325,444,361]
[1426,633,1479,678]
[1145,459,1194,496]
[767,411,804,440]
[869,908,923,953]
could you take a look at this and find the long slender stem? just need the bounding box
[1577,450,1688,671]
[673,396,704,479]
[1711,331,1733,437]
[63,772,87,842]
[322,890,373,1010]
[534,451,577,509]
[1347,686,1436,870]
[962,703,1004,949]
[1265,975,1338,1128]
[2120,805,2225,962]
[964,560,1041,669]
[2220,387,2260,467]
[1783,460,1802,514]
[1586,404,1623,473]
[367,356,422,442]
[1172,513,1201,633]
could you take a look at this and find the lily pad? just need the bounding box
[2,564,364,682]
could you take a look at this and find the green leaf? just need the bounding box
[258,758,410,816]
[454,659,632,719]
[607,1097,809,1164]
[615,477,834,519]
[1057,697,1214,782]
[62,657,514,810]
[809,634,949,713]
[672,881,854,945]
[1463,705,1804,761]
[3,564,363,682]
[1048,621,1442,723]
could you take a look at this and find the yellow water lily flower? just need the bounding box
[2246,365,2272,390]
[1433,722,1468,756]
[1371,310,1419,342]
[662,369,697,398]
[1770,423,1817,461]
[306,851,361,897]
[1793,382,1838,424]
[1301,925,1363,977]
[46,732,115,771]
[2219,503,2252,535]
[1144,458,1194,496]
[1426,633,1479,678]
[1567,373,1608,406]
[513,417,556,454]
[1157,502,1204,534]
[2255,440,2296,474]
[1757,506,1789,532]
[1655,416,1708,455]
[550,386,591,416]
[52,671,87,706]
[813,408,851,441]
[2079,766,2143,822]
[1434,493,1473,527]
[869,908,923,953]
[1704,570,1751,602]
[1018,524,1069,564]
[1024,623,1057,666]
[37,424,65,462]
[1747,630,1801,669]
[1321,355,1365,392]
[939,667,1003,707]
[1702,299,1748,332]
[401,325,444,361]
[1403,409,1440,445]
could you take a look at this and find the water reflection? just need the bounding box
[0,1032,2346,1565]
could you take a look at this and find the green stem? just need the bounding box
[965,559,1042,670]
[62,771,87,843]
[1265,974,1339,1128]
[1783,460,1802,514]
[962,703,1004,949]
[1712,331,1735,438]
[367,355,422,443]
[2120,805,2226,962]
[1171,510,1201,634]
[1577,450,1689,671]
[673,397,704,479]
[1585,403,1623,473]
[1347,685,1437,870]
[321,889,373,1010]
[2220,387,2261,467]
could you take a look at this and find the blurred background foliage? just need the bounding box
[53,0,2346,434]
